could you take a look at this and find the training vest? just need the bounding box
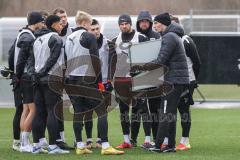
[33,32,64,76]
[99,36,109,83]
[61,26,72,45]
[182,35,196,82]
[65,29,96,77]
[114,31,140,77]
[14,29,35,73]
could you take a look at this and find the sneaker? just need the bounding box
[12,141,21,152]
[151,141,155,146]
[56,141,74,150]
[116,142,132,149]
[32,146,48,154]
[130,139,137,147]
[160,144,168,150]
[76,148,93,155]
[48,146,70,154]
[101,146,124,155]
[96,140,102,149]
[86,141,93,149]
[20,144,33,153]
[39,141,49,150]
[148,145,176,153]
[148,147,161,153]
[161,145,176,153]
[176,143,191,151]
[141,142,154,149]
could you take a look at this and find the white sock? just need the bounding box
[87,138,93,142]
[60,131,65,142]
[144,136,151,143]
[20,132,23,145]
[123,135,130,143]
[180,137,189,145]
[96,138,101,142]
[102,142,110,149]
[49,144,57,150]
[39,138,48,144]
[77,142,85,149]
[22,132,30,146]
[163,137,168,145]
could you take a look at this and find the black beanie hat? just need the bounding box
[45,15,61,29]
[154,12,171,26]
[118,14,132,25]
[27,11,44,25]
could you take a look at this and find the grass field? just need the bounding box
[0,108,240,160]
[193,85,240,100]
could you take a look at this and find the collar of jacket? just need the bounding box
[97,33,103,49]
[121,29,135,42]
[19,26,34,34]
[60,23,69,36]
[73,26,88,32]
[49,27,59,34]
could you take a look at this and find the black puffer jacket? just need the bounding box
[145,22,189,84]
[136,11,160,40]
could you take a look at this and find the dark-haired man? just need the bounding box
[133,10,161,149]
[137,12,189,153]
[52,7,74,150]
[11,11,45,152]
[110,13,148,149]
[30,15,69,154]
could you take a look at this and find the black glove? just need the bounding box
[0,67,13,78]
[107,40,116,54]
[194,81,199,88]
[131,65,145,73]
[104,81,113,92]
[10,75,20,91]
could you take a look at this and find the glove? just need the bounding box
[130,65,144,73]
[10,75,20,91]
[104,80,113,92]
[98,82,105,92]
[194,81,199,88]
[0,67,13,78]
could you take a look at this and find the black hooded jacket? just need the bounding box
[28,28,63,78]
[183,35,201,79]
[136,11,160,40]
[144,22,189,84]
[66,27,102,82]
[15,27,35,79]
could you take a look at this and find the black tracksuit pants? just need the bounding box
[155,85,186,148]
[130,98,151,142]
[65,77,108,143]
[148,97,161,141]
[177,83,195,137]
[13,86,23,140]
[84,91,110,139]
[32,83,61,145]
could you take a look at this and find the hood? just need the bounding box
[34,28,52,38]
[162,22,184,37]
[97,33,103,49]
[19,26,34,33]
[136,11,153,35]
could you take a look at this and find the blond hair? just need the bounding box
[75,10,92,25]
